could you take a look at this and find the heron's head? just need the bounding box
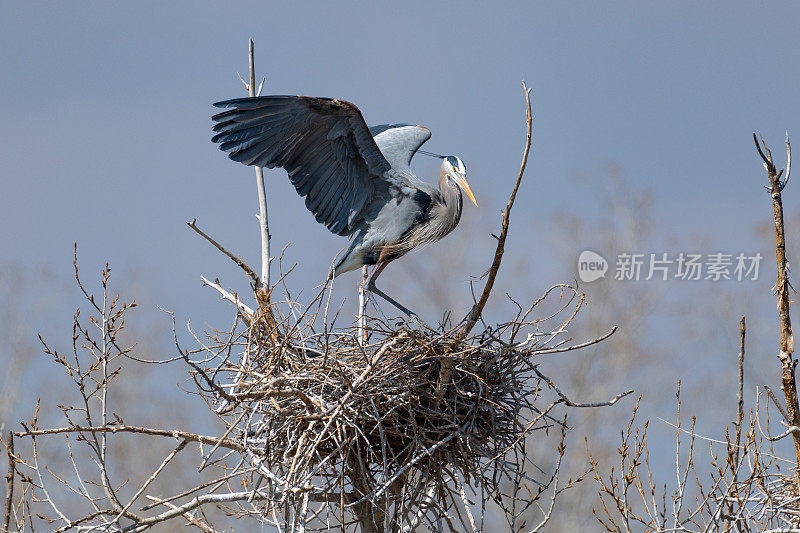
[442,155,478,207]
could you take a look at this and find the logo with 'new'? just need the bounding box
[578,250,608,283]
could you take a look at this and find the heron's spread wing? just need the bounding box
[369,124,431,180]
[212,96,411,236]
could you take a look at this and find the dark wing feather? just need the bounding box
[212,95,410,236]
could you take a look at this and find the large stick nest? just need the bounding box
[250,324,524,484]
[185,283,614,530]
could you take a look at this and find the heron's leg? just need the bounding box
[369,284,418,318]
[367,290,391,323]
[366,260,421,320]
[366,260,390,288]
[370,285,434,331]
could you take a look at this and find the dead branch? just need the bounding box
[247,38,272,291]
[532,365,634,408]
[3,431,14,533]
[735,316,746,457]
[199,275,255,318]
[187,218,260,288]
[754,132,800,468]
[142,497,217,533]
[460,81,533,340]
[435,81,533,396]
[14,426,243,453]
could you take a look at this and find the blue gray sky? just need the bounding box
[3,2,798,312]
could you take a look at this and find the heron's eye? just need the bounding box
[452,166,457,172]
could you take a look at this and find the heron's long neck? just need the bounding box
[393,170,463,253]
[434,170,463,236]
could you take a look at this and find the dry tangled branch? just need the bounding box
[170,276,624,532]
[2,247,626,532]
[587,378,800,532]
[585,133,800,533]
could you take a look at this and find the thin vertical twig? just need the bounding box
[725,316,746,533]
[4,431,14,533]
[437,82,532,393]
[754,132,800,468]
[458,81,533,340]
[735,316,745,458]
[358,266,368,346]
[248,38,272,293]
[98,269,120,511]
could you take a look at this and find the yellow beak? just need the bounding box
[458,176,478,207]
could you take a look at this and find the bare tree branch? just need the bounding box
[247,38,272,291]
[460,81,533,339]
[187,219,260,287]
[3,431,14,533]
[14,426,243,453]
[754,131,800,468]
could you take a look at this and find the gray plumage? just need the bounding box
[211,95,477,287]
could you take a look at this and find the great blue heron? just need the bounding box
[211,95,477,315]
